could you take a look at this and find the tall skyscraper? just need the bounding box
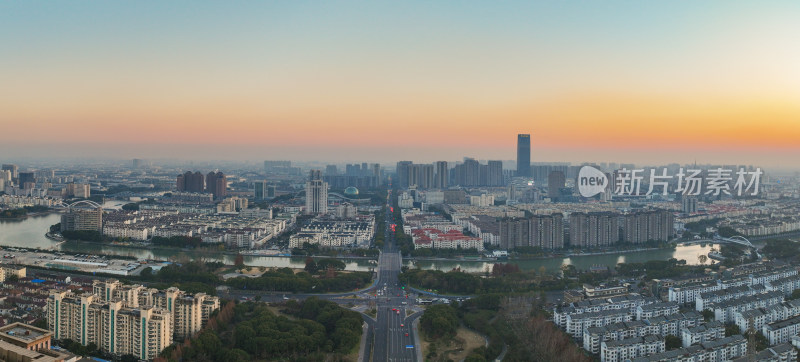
[205,171,227,199]
[434,161,449,189]
[516,134,531,177]
[305,170,328,215]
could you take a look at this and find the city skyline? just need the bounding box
[2,1,800,167]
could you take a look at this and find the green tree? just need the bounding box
[304,257,318,274]
[121,203,140,211]
[725,323,740,337]
[665,335,681,350]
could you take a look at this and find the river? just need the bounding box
[0,202,718,273]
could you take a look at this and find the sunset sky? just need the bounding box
[1,1,799,167]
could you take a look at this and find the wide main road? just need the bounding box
[373,251,417,362]
[372,195,419,362]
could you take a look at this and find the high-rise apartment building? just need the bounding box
[18,172,35,188]
[407,164,435,188]
[205,171,227,200]
[453,158,481,186]
[517,134,531,177]
[63,183,91,198]
[500,214,564,250]
[1,164,18,181]
[487,160,504,186]
[499,217,529,250]
[61,208,103,232]
[177,171,205,193]
[570,212,620,248]
[396,161,412,188]
[434,161,449,189]
[305,170,328,215]
[325,165,338,176]
[682,196,698,214]
[254,180,269,200]
[48,282,219,360]
[623,210,674,244]
[530,213,564,249]
[548,171,566,200]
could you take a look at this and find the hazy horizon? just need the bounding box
[2,1,799,169]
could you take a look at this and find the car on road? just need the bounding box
[405,333,409,336]
[400,324,404,327]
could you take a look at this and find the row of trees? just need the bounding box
[60,230,103,242]
[400,265,562,295]
[139,260,224,295]
[615,258,705,280]
[0,205,48,218]
[150,236,214,249]
[226,267,371,293]
[420,304,460,340]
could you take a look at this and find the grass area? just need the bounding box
[265,303,296,320]
[420,325,485,362]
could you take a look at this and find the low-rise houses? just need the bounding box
[709,291,783,323]
[567,309,633,338]
[733,299,800,333]
[637,302,679,320]
[732,343,796,362]
[765,274,800,296]
[681,321,724,348]
[601,335,664,362]
[695,285,765,311]
[631,335,747,362]
[288,215,375,249]
[762,315,800,345]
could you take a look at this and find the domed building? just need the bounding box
[343,186,359,197]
